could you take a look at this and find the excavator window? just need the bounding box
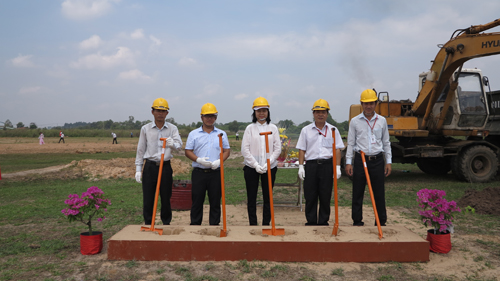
[457,72,487,127]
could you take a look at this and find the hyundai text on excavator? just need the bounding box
[348,18,500,183]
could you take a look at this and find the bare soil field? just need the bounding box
[1,137,499,280]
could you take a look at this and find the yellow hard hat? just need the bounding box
[360,89,378,102]
[252,97,270,109]
[312,99,330,111]
[200,103,218,115]
[151,98,169,110]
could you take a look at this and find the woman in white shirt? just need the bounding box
[241,97,281,225]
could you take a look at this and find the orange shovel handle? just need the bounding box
[331,128,339,236]
[360,151,383,239]
[259,131,278,235]
[218,133,227,235]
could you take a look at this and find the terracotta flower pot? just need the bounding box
[80,231,103,255]
[426,229,451,254]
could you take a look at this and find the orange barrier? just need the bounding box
[360,151,383,240]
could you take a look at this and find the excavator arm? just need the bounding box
[411,19,500,129]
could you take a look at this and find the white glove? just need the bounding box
[196,157,212,168]
[166,137,174,148]
[211,159,220,170]
[336,165,341,179]
[298,164,305,180]
[256,164,267,174]
[135,172,142,183]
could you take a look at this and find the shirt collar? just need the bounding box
[359,112,378,121]
[151,122,168,129]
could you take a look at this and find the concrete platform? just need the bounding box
[107,225,429,262]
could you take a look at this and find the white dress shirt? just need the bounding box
[345,112,392,165]
[296,122,344,161]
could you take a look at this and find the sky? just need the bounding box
[1,0,500,128]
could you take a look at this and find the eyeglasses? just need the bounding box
[203,114,217,119]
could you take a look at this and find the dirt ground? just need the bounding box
[1,137,499,280]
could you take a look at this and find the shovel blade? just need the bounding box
[332,225,339,236]
[262,228,285,236]
[220,230,227,238]
[140,226,163,235]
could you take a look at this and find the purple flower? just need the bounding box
[416,188,460,233]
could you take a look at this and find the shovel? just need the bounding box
[218,133,228,238]
[360,151,383,240]
[260,131,285,236]
[140,138,168,236]
[331,128,339,236]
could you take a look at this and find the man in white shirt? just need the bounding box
[296,99,344,226]
[345,89,392,226]
[112,132,118,144]
[135,98,183,225]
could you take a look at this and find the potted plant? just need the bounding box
[416,188,461,254]
[61,186,111,255]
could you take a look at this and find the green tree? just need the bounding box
[228,120,239,133]
[3,119,13,130]
[277,119,295,129]
[29,122,37,129]
[16,122,25,128]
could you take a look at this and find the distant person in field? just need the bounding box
[185,103,230,226]
[131,132,133,138]
[235,132,239,140]
[112,132,118,144]
[59,132,65,143]
[135,98,183,226]
[38,132,45,145]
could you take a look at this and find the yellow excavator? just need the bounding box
[348,18,500,182]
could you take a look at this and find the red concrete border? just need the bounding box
[108,240,429,262]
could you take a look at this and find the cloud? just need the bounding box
[10,54,36,68]
[118,69,153,82]
[130,29,144,39]
[149,35,161,46]
[203,84,221,96]
[70,47,134,69]
[79,35,103,50]
[61,0,121,20]
[234,93,248,100]
[19,86,42,95]
[178,57,199,67]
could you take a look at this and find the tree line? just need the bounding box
[1,114,349,137]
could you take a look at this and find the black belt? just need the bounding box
[356,152,383,161]
[306,158,333,164]
[194,167,220,173]
[146,159,170,166]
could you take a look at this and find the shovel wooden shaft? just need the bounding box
[219,133,227,237]
[331,128,339,236]
[360,151,383,240]
[141,137,168,236]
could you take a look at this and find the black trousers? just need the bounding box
[243,165,278,226]
[303,160,333,225]
[190,168,221,225]
[58,138,65,143]
[113,138,118,144]
[352,153,387,225]
[142,160,173,225]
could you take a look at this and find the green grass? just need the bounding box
[1,151,500,280]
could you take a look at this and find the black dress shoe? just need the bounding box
[374,222,386,226]
[353,221,364,226]
[305,222,317,226]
